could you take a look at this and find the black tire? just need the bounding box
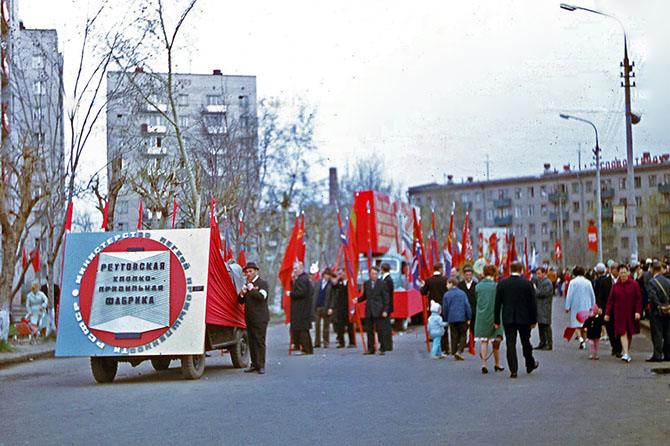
[90,357,118,383]
[180,353,206,379]
[150,357,171,371]
[230,329,250,369]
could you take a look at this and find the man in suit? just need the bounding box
[494,261,539,379]
[646,261,670,362]
[238,262,270,374]
[458,265,478,337]
[421,262,449,354]
[312,268,334,348]
[355,266,390,355]
[595,262,622,357]
[380,262,394,352]
[290,261,314,355]
[328,267,355,348]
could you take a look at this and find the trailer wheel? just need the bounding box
[150,357,172,371]
[180,353,206,379]
[90,357,118,383]
[230,329,250,369]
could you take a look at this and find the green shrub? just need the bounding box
[0,339,14,353]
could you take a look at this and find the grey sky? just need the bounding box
[21,0,670,196]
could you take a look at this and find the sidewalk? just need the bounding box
[0,339,55,368]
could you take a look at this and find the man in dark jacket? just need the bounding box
[355,266,390,355]
[290,261,314,355]
[312,268,334,348]
[533,267,554,350]
[380,262,394,352]
[646,262,670,362]
[458,265,478,339]
[443,278,472,360]
[596,263,622,357]
[328,267,355,348]
[495,261,539,378]
[422,262,449,354]
[238,262,270,374]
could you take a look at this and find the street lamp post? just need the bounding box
[560,3,638,263]
[560,113,603,264]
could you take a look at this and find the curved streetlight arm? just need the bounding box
[560,3,627,49]
[559,113,598,150]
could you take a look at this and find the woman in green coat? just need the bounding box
[474,265,504,374]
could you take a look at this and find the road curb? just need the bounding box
[0,348,55,368]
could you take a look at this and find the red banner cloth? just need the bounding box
[205,222,246,328]
[279,215,300,324]
[587,221,598,253]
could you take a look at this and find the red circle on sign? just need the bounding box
[77,237,186,348]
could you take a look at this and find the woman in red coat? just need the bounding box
[604,264,642,363]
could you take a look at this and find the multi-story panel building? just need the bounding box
[106,70,257,230]
[408,156,670,265]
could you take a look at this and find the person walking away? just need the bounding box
[547,267,558,295]
[596,263,622,357]
[604,264,642,363]
[355,266,390,355]
[380,263,394,352]
[237,262,270,374]
[565,266,596,349]
[328,268,355,348]
[645,261,670,362]
[427,302,448,359]
[494,261,539,379]
[474,265,504,374]
[421,262,449,354]
[583,304,604,360]
[442,278,472,361]
[290,261,314,355]
[534,266,554,350]
[458,265,478,343]
[312,268,334,348]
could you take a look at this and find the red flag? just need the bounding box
[22,248,27,270]
[524,236,531,279]
[210,197,216,226]
[587,220,598,253]
[502,232,510,278]
[101,201,108,231]
[365,201,373,271]
[172,197,178,229]
[478,232,484,258]
[31,247,40,272]
[430,208,439,270]
[297,212,306,263]
[278,215,300,324]
[137,199,143,230]
[237,210,246,267]
[460,212,474,272]
[468,330,475,355]
[510,235,518,263]
[64,202,73,232]
[447,207,454,257]
[488,233,499,266]
[348,209,359,277]
[555,241,562,260]
[412,208,430,281]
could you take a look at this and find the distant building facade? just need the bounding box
[106,70,257,230]
[408,156,670,265]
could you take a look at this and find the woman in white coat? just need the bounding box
[565,266,596,349]
[25,281,48,330]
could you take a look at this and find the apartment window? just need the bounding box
[515,188,522,199]
[515,224,523,235]
[33,132,45,145]
[530,241,537,252]
[31,54,44,69]
[571,182,579,194]
[540,186,547,197]
[649,175,657,187]
[619,178,626,190]
[634,176,641,189]
[498,189,507,199]
[528,224,536,235]
[541,205,548,216]
[179,115,190,128]
[585,181,593,193]
[32,106,43,120]
[240,116,249,129]
[33,80,45,95]
[206,95,223,105]
[665,174,670,183]
[515,206,523,218]
[486,209,493,220]
[542,241,549,253]
[528,205,535,217]
[177,94,189,106]
[635,196,642,206]
[462,193,470,203]
[147,114,163,126]
[572,201,579,212]
[573,221,580,231]
[116,222,126,231]
[619,198,627,206]
[621,237,629,249]
[587,200,594,211]
[475,209,482,221]
[204,114,224,128]
[637,236,644,249]
[487,190,493,200]
[239,95,249,108]
[636,217,643,226]
[541,223,548,235]
[117,201,129,214]
[475,192,481,202]
[527,187,534,198]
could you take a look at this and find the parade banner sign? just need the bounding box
[56,229,210,357]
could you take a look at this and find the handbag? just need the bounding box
[652,278,670,316]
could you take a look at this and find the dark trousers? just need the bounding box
[334,311,355,346]
[293,329,313,354]
[365,317,384,353]
[504,323,535,374]
[247,320,268,368]
[649,315,670,360]
[605,318,622,355]
[378,316,392,352]
[314,306,331,347]
[538,323,553,348]
[449,322,468,355]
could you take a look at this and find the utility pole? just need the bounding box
[577,144,585,227]
[484,154,490,224]
[622,37,638,264]
[558,187,566,272]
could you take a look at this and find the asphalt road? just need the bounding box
[1,299,669,446]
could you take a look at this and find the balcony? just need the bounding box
[494,215,512,226]
[601,208,613,219]
[144,102,168,113]
[206,125,226,135]
[549,211,569,222]
[141,123,167,135]
[598,188,615,199]
[204,104,227,114]
[548,192,567,204]
[493,198,511,207]
[658,183,670,194]
[146,145,167,156]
